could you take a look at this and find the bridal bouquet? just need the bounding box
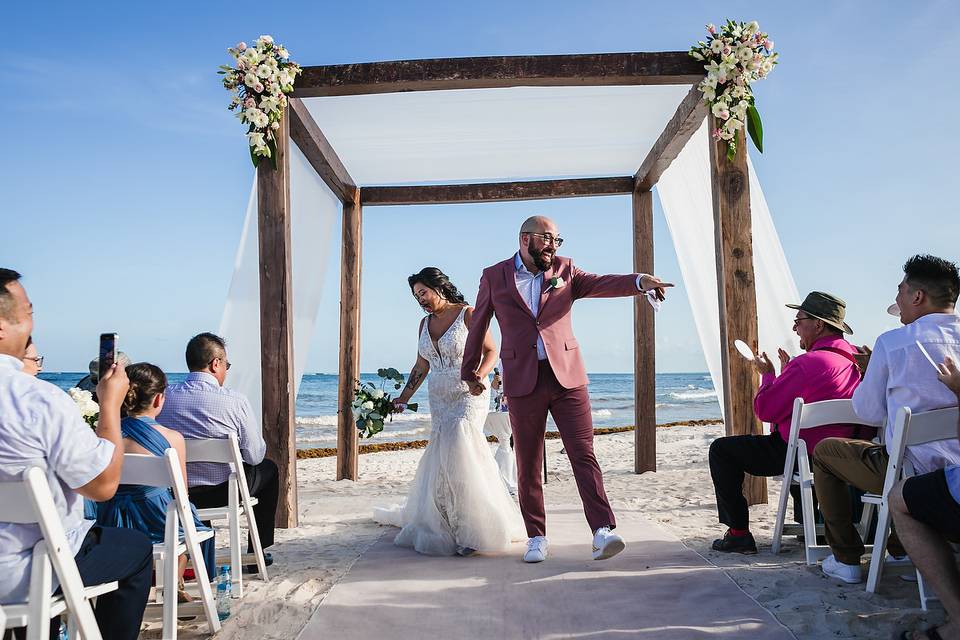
[353,368,418,439]
[68,387,99,429]
[219,35,302,168]
[689,20,778,160]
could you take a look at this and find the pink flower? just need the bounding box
[236,41,247,52]
[707,23,717,35]
[712,128,722,140]
[763,39,774,50]
[244,97,255,108]
[255,83,264,93]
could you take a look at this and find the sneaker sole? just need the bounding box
[523,555,546,563]
[592,538,625,561]
[822,568,862,584]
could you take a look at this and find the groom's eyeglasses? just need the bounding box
[526,233,564,247]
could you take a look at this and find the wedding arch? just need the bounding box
[220,50,800,527]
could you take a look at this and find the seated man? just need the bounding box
[158,332,277,567]
[890,355,960,640]
[0,268,152,640]
[710,291,869,553]
[814,254,960,584]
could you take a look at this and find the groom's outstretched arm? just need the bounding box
[570,263,673,301]
[461,270,495,383]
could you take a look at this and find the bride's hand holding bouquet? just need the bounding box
[353,368,418,439]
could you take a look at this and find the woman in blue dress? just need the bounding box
[95,363,215,601]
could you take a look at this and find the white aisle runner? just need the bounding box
[298,506,793,639]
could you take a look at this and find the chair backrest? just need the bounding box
[0,468,102,638]
[792,398,881,431]
[882,406,960,497]
[184,436,236,465]
[119,449,203,539]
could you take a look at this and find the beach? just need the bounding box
[148,423,945,640]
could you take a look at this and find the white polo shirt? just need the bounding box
[0,354,114,604]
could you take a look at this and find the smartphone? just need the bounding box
[98,333,118,381]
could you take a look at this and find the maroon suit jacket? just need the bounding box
[461,255,644,397]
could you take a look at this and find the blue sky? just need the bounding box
[4,1,959,374]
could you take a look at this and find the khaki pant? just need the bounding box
[812,437,904,564]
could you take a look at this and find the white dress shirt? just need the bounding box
[513,253,648,361]
[0,354,114,604]
[852,312,960,473]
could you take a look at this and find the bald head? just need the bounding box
[520,216,556,234]
[518,216,560,273]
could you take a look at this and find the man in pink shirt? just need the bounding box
[709,292,871,553]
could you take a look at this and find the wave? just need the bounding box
[592,409,613,417]
[668,389,718,401]
[296,412,431,426]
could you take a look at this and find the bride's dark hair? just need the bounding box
[408,267,467,305]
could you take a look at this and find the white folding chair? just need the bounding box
[120,450,220,639]
[0,467,119,640]
[863,405,959,608]
[184,435,269,597]
[771,398,881,564]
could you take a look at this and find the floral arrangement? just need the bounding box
[689,20,778,160]
[353,368,418,439]
[219,35,302,168]
[68,387,99,429]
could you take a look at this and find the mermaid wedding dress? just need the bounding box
[373,307,525,555]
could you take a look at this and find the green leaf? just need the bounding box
[407,403,419,412]
[726,142,736,162]
[746,104,764,153]
[250,145,261,168]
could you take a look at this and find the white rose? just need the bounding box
[362,401,374,411]
[371,389,385,399]
[257,35,274,45]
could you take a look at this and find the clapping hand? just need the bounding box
[777,348,791,369]
[466,375,487,397]
[639,275,675,302]
[937,355,960,398]
[753,351,775,375]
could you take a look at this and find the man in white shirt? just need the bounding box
[813,255,960,584]
[0,269,152,640]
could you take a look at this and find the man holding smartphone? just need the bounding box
[0,268,152,640]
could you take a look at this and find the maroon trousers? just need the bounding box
[506,360,616,537]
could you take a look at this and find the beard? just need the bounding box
[529,244,555,271]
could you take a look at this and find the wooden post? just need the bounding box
[337,187,362,480]
[257,108,298,527]
[632,189,657,473]
[709,120,766,505]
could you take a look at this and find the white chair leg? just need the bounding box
[771,475,792,555]
[797,454,820,566]
[187,537,220,634]
[917,569,937,611]
[866,503,892,593]
[162,512,179,640]
[857,501,875,540]
[26,548,53,640]
[229,479,243,597]
[244,498,269,581]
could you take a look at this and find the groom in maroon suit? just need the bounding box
[461,216,672,563]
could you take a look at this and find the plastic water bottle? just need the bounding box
[216,566,231,621]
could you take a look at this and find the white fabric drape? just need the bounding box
[219,143,338,423]
[656,122,799,415]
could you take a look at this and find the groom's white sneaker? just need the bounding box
[592,526,625,560]
[523,536,548,563]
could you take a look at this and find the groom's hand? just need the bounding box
[640,275,674,302]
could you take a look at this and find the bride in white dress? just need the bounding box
[373,267,525,556]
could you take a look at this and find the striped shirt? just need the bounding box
[157,372,264,486]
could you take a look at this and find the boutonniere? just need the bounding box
[548,276,565,290]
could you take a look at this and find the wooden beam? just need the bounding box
[336,186,362,481]
[257,107,298,527]
[709,120,766,505]
[634,84,708,191]
[288,98,357,204]
[293,52,704,97]
[632,188,656,474]
[361,177,634,206]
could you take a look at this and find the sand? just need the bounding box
[160,424,949,639]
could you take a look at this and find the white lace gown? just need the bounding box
[373,307,525,555]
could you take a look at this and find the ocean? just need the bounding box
[40,372,720,449]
